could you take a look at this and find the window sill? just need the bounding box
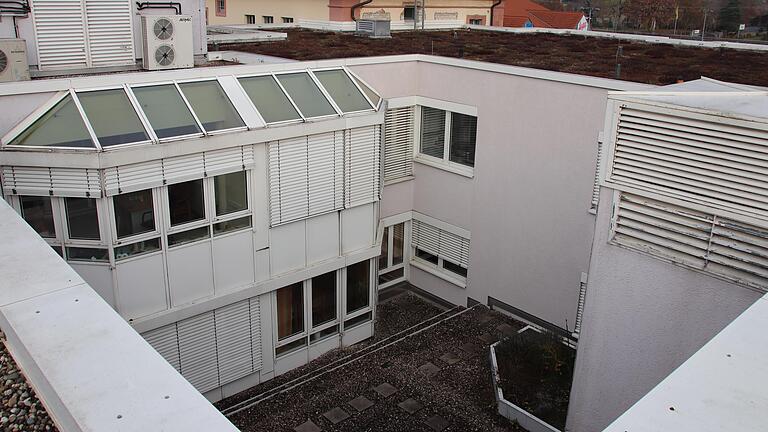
[410,259,467,289]
[414,156,474,179]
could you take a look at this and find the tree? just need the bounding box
[718,0,743,31]
[626,0,676,30]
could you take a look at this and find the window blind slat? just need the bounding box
[420,107,445,159]
[384,106,415,181]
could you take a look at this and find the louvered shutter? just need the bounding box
[84,0,135,67]
[383,106,415,182]
[205,145,255,177]
[591,134,603,211]
[412,219,470,268]
[269,136,309,225]
[32,0,89,70]
[439,230,470,268]
[345,125,381,208]
[573,273,588,338]
[412,220,440,256]
[308,131,344,216]
[613,193,768,292]
[214,300,253,384]
[249,297,263,371]
[420,107,446,158]
[609,104,768,214]
[162,153,205,186]
[104,160,163,196]
[177,312,220,393]
[142,323,181,372]
[1,166,101,197]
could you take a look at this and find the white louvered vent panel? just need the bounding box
[613,193,768,292]
[573,274,588,338]
[345,125,381,208]
[214,300,253,385]
[84,0,135,67]
[32,0,88,69]
[177,312,220,393]
[141,323,181,372]
[206,145,254,177]
[383,106,415,182]
[411,220,440,256]
[611,105,768,214]
[1,166,101,197]
[591,135,603,211]
[162,153,206,186]
[268,137,309,226]
[104,160,163,196]
[308,131,343,216]
[249,297,263,371]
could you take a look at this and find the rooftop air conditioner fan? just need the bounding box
[153,18,174,40]
[0,50,7,74]
[140,15,193,70]
[155,45,175,67]
[0,39,30,82]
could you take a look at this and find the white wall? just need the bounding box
[566,187,763,432]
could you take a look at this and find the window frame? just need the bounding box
[262,15,274,24]
[128,81,206,143]
[378,220,408,289]
[342,258,375,328]
[74,85,154,149]
[309,67,376,115]
[282,16,294,23]
[413,104,477,178]
[308,270,341,343]
[236,72,306,126]
[272,70,342,120]
[409,214,470,288]
[109,188,163,263]
[175,78,248,135]
[216,0,226,16]
[273,281,308,356]
[245,14,255,24]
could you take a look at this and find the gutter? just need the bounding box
[490,0,503,26]
[351,0,372,21]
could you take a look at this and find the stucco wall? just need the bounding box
[205,0,328,25]
[566,186,763,432]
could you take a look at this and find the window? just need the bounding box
[344,312,372,329]
[214,171,247,216]
[276,282,304,340]
[238,75,302,123]
[379,226,389,270]
[313,69,372,113]
[216,0,225,16]
[66,247,108,262]
[168,226,210,247]
[113,189,155,239]
[213,215,251,236]
[469,18,482,25]
[442,259,468,277]
[168,179,205,226]
[418,106,478,171]
[77,89,149,147]
[9,94,94,148]
[263,15,273,24]
[346,260,370,313]
[450,113,477,167]
[275,72,337,118]
[19,196,55,238]
[415,248,438,265]
[420,107,446,159]
[65,198,100,240]
[131,84,201,139]
[411,217,470,285]
[403,6,415,20]
[178,80,245,132]
[114,238,161,260]
[282,16,293,23]
[245,14,255,24]
[379,222,407,287]
[383,106,415,182]
[311,272,336,327]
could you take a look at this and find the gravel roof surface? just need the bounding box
[0,339,58,431]
[215,29,768,87]
[218,288,527,431]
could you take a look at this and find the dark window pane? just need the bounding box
[51,245,63,257]
[277,282,304,340]
[420,107,445,158]
[20,196,55,238]
[114,238,161,260]
[214,171,247,216]
[132,84,201,139]
[393,223,404,265]
[450,113,477,167]
[65,198,100,240]
[77,89,149,147]
[114,189,155,238]
[66,247,108,262]
[379,267,404,285]
[178,81,245,132]
[344,312,372,329]
[213,216,251,236]
[310,325,338,343]
[275,338,307,356]
[168,179,205,226]
[379,226,389,270]
[312,271,337,327]
[443,259,468,278]
[416,248,438,265]
[168,226,210,247]
[346,260,370,313]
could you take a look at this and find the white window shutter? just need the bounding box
[345,125,381,208]
[1,166,101,198]
[308,131,344,216]
[205,145,255,177]
[31,0,89,70]
[268,136,309,226]
[590,133,603,212]
[214,300,253,385]
[573,273,588,338]
[162,153,206,186]
[249,297,263,371]
[141,323,181,372]
[177,311,220,393]
[104,160,163,196]
[439,230,469,268]
[383,106,415,182]
[84,0,135,67]
[412,218,470,268]
[609,104,768,214]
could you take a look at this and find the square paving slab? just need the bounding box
[418,362,441,377]
[479,333,498,344]
[322,407,350,424]
[459,342,480,354]
[397,398,424,414]
[497,323,517,337]
[438,352,461,365]
[372,382,398,397]
[348,396,374,412]
[294,420,321,432]
[425,415,450,431]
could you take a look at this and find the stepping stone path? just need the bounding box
[425,415,450,431]
[322,407,350,424]
[348,395,374,412]
[459,342,481,354]
[294,420,322,432]
[497,323,517,337]
[478,333,497,344]
[418,361,441,377]
[439,352,461,365]
[397,398,424,414]
[373,382,399,397]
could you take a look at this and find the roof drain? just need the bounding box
[135,1,182,15]
[490,0,502,26]
[351,0,372,21]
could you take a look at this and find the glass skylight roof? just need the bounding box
[3,68,382,151]
[314,69,372,113]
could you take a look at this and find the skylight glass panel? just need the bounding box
[132,84,201,139]
[77,89,149,147]
[313,69,372,113]
[276,72,337,118]
[238,75,301,124]
[350,74,381,108]
[178,81,245,132]
[9,94,94,148]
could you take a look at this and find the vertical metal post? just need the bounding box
[701,9,708,41]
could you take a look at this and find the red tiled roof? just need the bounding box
[526,10,585,29]
[504,15,532,27]
[502,0,549,19]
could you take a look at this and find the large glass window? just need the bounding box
[349,73,381,108]
[419,107,477,170]
[168,179,205,226]
[113,189,155,238]
[214,171,247,216]
[346,260,370,313]
[313,69,372,113]
[77,89,149,147]
[312,272,337,327]
[10,95,94,148]
[420,107,446,159]
[65,198,100,240]
[19,196,55,238]
[66,247,108,262]
[276,72,337,118]
[276,282,304,340]
[178,81,245,132]
[238,76,301,123]
[393,223,404,265]
[450,113,477,167]
[379,226,389,270]
[132,84,201,139]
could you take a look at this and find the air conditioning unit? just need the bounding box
[356,19,391,38]
[141,15,194,70]
[0,39,30,83]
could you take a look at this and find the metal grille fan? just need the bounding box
[153,18,174,40]
[0,50,7,74]
[154,45,175,66]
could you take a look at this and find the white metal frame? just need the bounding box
[273,281,309,357]
[109,188,164,263]
[272,70,341,121]
[342,258,375,330]
[235,72,305,126]
[128,81,206,144]
[309,67,377,115]
[378,220,408,289]
[175,78,249,135]
[412,104,476,178]
[345,67,383,111]
[307,270,342,344]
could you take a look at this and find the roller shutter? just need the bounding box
[345,125,381,208]
[1,166,101,197]
[142,323,181,372]
[383,106,414,182]
[412,219,470,268]
[177,311,219,393]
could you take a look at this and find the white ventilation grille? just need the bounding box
[31,0,88,69]
[573,273,588,338]
[609,104,768,215]
[383,106,415,182]
[590,134,604,212]
[345,125,381,208]
[612,193,768,292]
[1,166,101,197]
[412,219,470,268]
[84,0,135,67]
